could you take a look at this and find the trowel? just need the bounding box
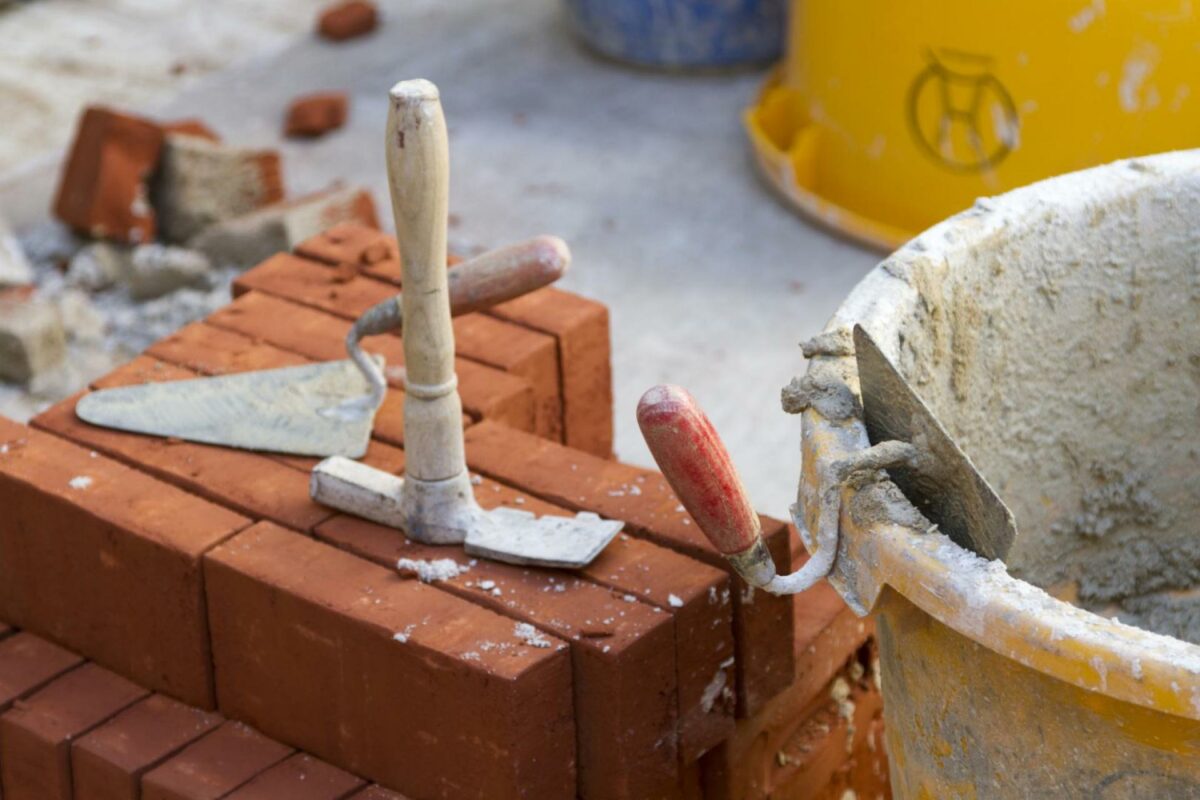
[852,324,1017,561]
[308,78,622,568]
[75,234,570,459]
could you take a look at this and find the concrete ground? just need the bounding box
[0,0,879,515]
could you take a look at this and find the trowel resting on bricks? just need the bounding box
[310,79,622,568]
[78,78,623,569]
[637,330,1017,592]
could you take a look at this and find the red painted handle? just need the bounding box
[637,385,762,555]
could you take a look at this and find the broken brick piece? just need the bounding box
[294,222,399,282]
[225,753,366,799]
[72,694,223,800]
[316,0,378,41]
[489,286,614,457]
[190,187,377,271]
[0,634,84,716]
[0,417,249,707]
[53,107,163,243]
[285,92,349,138]
[315,506,679,799]
[153,134,284,244]
[204,522,575,799]
[141,721,293,800]
[463,420,796,716]
[0,663,149,800]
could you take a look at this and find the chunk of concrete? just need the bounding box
[0,216,33,289]
[66,242,132,292]
[152,134,285,244]
[55,289,108,343]
[189,186,376,270]
[0,297,67,384]
[126,244,213,300]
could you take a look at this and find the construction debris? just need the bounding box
[190,186,376,271]
[0,213,33,288]
[285,92,349,138]
[66,242,130,292]
[0,295,67,384]
[317,0,378,41]
[54,107,163,244]
[152,134,284,244]
[54,289,107,343]
[126,244,213,300]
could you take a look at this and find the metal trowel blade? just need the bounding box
[464,508,624,568]
[853,325,1018,561]
[76,359,383,458]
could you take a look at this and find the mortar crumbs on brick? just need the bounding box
[513,622,552,649]
[395,557,470,582]
[392,624,416,643]
[668,593,684,608]
[68,475,94,490]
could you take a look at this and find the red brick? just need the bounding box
[0,418,248,707]
[72,694,223,800]
[347,788,409,800]
[225,753,365,799]
[490,286,614,457]
[462,476,735,762]
[204,523,575,798]
[315,506,677,799]
[53,107,163,243]
[316,0,378,40]
[0,623,10,642]
[207,290,531,431]
[284,92,349,138]
[0,663,148,800]
[90,356,195,389]
[700,592,877,799]
[813,717,890,800]
[294,223,399,284]
[0,634,84,715]
[34,395,334,534]
[233,255,558,435]
[162,119,220,143]
[463,420,795,716]
[146,321,310,375]
[141,721,293,800]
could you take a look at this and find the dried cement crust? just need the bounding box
[800,151,1200,719]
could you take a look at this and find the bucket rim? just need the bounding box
[802,149,1200,720]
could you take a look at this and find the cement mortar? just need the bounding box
[871,156,1200,644]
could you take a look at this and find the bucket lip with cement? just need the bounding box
[802,149,1200,720]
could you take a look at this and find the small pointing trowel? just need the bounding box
[75,218,570,459]
[853,324,1018,560]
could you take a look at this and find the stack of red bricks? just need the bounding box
[0,223,888,799]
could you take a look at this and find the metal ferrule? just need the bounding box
[726,538,778,588]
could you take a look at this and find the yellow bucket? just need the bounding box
[802,152,1200,797]
[747,1,1200,249]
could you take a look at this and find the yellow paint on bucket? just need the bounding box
[748,1,1200,249]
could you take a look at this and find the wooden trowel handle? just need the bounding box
[448,235,569,315]
[637,385,763,556]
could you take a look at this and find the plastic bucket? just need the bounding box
[747,1,1200,249]
[562,0,785,70]
[801,152,1200,797]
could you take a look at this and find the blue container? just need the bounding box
[563,0,785,70]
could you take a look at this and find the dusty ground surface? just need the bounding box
[0,0,878,514]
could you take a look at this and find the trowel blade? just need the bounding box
[75,359,381,458]
[465,508,624,569]
[853,325,1018,561]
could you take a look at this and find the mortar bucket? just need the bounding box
[747,1,1200,250]
[801,152,1200,797]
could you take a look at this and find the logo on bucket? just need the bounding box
[907,49,1019,174]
